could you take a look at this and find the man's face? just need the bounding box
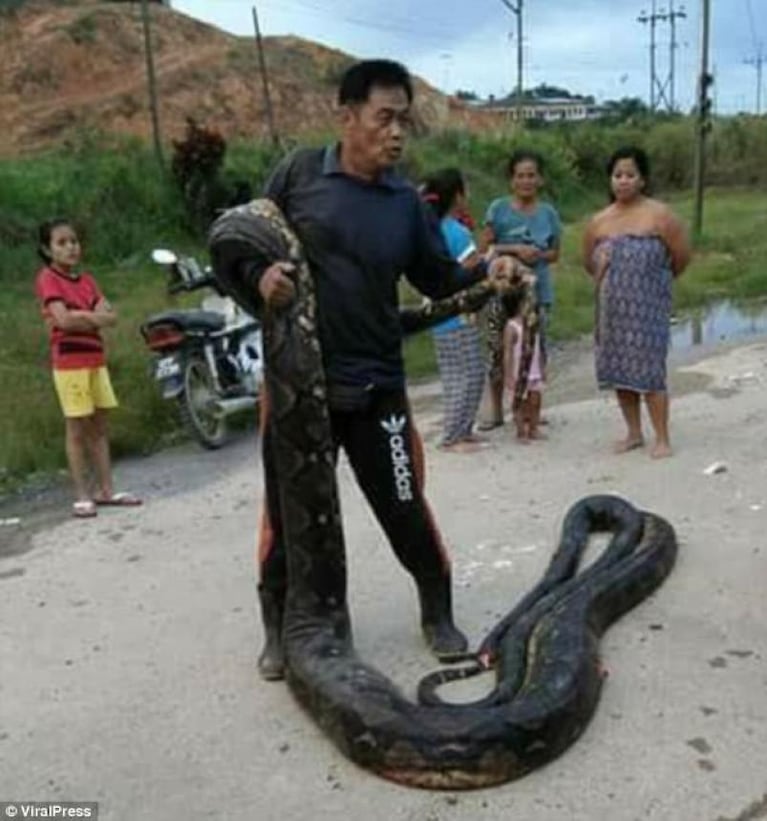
[342,85,412,172]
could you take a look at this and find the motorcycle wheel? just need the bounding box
[178,355,228,449]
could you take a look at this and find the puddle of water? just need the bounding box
[670,299,767,352]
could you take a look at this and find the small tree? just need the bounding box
[601,97,651,124]
[171,118,227,229]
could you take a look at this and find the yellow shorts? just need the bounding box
[52,367,119,418]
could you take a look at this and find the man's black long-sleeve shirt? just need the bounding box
[262,144,482,389]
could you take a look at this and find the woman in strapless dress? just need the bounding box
[582,146,691,459]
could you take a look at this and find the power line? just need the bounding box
[254,0,465,42]
[173,0,705,110]
[744,0,760,52]
[220,0,457,31]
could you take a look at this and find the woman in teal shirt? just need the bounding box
[480,149,562,429]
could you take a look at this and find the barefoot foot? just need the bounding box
[613,436,644,454]
[462,433,487,444]
[650,442,672,459]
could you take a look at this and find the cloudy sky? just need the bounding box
[171,0,764,114]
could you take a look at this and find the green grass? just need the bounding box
[2,126,767,488]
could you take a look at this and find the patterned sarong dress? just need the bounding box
[593,234,673,393]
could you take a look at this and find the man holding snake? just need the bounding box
[238,60,510,680]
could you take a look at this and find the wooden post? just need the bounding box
[252,5,280,147]
[140,0,164,169]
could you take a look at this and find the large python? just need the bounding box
[208,199,678,790]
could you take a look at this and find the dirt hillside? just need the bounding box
[0,0,497,156]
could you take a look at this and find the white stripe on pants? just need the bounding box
[433,325,484,445]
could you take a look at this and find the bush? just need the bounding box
[171,118,228,229]
[66,13,98,44]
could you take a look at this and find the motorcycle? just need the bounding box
[140,249,263,449]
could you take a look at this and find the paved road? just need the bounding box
[1,343,766,821]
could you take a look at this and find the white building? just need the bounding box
[484,96,604,122]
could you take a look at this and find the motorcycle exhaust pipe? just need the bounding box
[212,396,258,417]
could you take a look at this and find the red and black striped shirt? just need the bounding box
[35,266,106,369]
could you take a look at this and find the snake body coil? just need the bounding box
[209,200,678,790]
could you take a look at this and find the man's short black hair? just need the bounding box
[338,59,414,106]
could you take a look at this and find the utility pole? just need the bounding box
[439,53,453,94]
[744,47,765,115]
[692,0,713,238]
[499,0,524,124]
[140,0,164,169]
[638,2,686,112]
[252,5,280,147]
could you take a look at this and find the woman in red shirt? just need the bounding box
[35,219,142,517]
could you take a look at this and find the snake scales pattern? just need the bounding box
[209,199,678,790]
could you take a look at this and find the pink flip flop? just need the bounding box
[94,492,143,507]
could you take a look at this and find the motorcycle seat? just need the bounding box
[143,310,226,333]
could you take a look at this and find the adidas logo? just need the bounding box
[380,413,413,502]
[380,414,407,435]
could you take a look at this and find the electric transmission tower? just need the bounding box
[744,47,765,115]
[638,1,687,112]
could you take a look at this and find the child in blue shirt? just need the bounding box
[421,168,486,452]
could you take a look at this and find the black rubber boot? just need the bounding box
[417,575,468,661]
[257,585,285,681]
